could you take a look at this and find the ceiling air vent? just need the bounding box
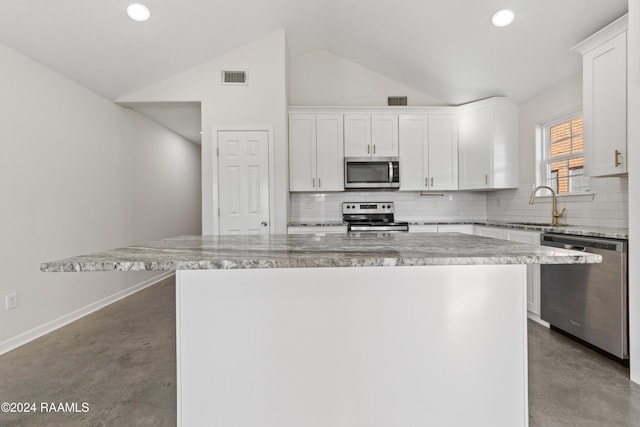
[221,70,248,85]
[388,96,408,106]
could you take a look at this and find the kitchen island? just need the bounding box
[41,233,601,427]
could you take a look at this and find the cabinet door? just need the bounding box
[458,107,491,189]
[505,230,541,316]
[399,115,427,191]
[583,31,627,176]
[475,226,504,239]
[371,115,399,157]
[437,224,475,234]
[428,114,459,190]
[409,224,438,233]
[344,115,371,157]
[316,115,344,191]
[289,115,317,191]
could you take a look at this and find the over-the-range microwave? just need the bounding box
[344,157,400,190]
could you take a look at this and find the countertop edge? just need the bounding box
[40,254,602,272]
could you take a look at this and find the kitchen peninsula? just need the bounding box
[41,233,601,427]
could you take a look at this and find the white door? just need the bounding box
[218,130,270,235]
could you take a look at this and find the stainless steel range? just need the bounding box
[342,202,409,232]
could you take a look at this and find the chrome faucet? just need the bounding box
[529,185,566,226]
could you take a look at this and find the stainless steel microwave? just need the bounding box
[344,157,400,189]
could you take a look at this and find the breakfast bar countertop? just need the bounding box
[40,232,601,272]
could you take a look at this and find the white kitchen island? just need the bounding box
[41,233,601,427]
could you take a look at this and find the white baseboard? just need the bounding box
[0,272,174,356]
[527,311,550,328]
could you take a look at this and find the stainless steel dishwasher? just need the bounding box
[540,233,628,359]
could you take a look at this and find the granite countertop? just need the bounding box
[41,233,601,272]
[289,220,628,239]
[288,222,347,227]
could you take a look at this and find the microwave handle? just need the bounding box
[389,162,393,183]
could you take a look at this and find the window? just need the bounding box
[542,113,589,194]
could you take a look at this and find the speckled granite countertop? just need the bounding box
[288,220,628,239]
[288,222,347,227]
[41,233,601,272]
[481,221,628,240]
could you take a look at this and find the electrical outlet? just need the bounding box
[496,197,503,207]
[5,292,17,310]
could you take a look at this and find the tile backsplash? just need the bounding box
[486,176,628,228]
[290,191,488,223]
[290,175,628,229]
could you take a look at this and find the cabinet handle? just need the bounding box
[485,174,488,185]
[615,150,621,167]
[318,177,321,188]
[367,145,371,154]
[431,177,434,187]
[373,144,376,154]
[312,178,315,188]
[425,177,428,187]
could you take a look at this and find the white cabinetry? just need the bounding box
[408,224,439,233]
[399,114,458,191]
[475,226,503,239]
[437,224,475,234]
[474,226,543,319]
[289,114,344,191]
[571,15,628,177]
[344,114,398,157]
[458,98,518,190]
[287,225,347,235]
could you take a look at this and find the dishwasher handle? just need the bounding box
[563,244,586,251]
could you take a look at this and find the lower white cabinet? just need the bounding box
[287,226,347,235]
[475,226,542,318]
[437,224,475,234]
[408,224,439,233]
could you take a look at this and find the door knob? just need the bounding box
[261,221,268,227]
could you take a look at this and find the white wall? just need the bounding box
[627,0,639,383]
[0,41,201,351]
[486,74,629,229]
[289,50,445,106]
[117,30,289,234]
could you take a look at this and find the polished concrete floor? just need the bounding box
[1,275,640,426]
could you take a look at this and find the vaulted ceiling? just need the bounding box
[0,0,628,141]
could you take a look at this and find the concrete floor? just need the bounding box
[1,275,640,426]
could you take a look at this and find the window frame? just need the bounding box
[538,110,589,196]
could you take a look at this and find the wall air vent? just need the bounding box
[388,96,408,106]
[221,70,248,85]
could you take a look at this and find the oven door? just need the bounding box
[344,157,399,189]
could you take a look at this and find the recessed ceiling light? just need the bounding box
[492,9,515,27]
[127,3,151,22]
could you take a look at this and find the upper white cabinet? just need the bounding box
[571,15,628,177]
[289,114,344,192]
[399,114,458,191]
[344,114,398,157]
[457,98,519,190]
